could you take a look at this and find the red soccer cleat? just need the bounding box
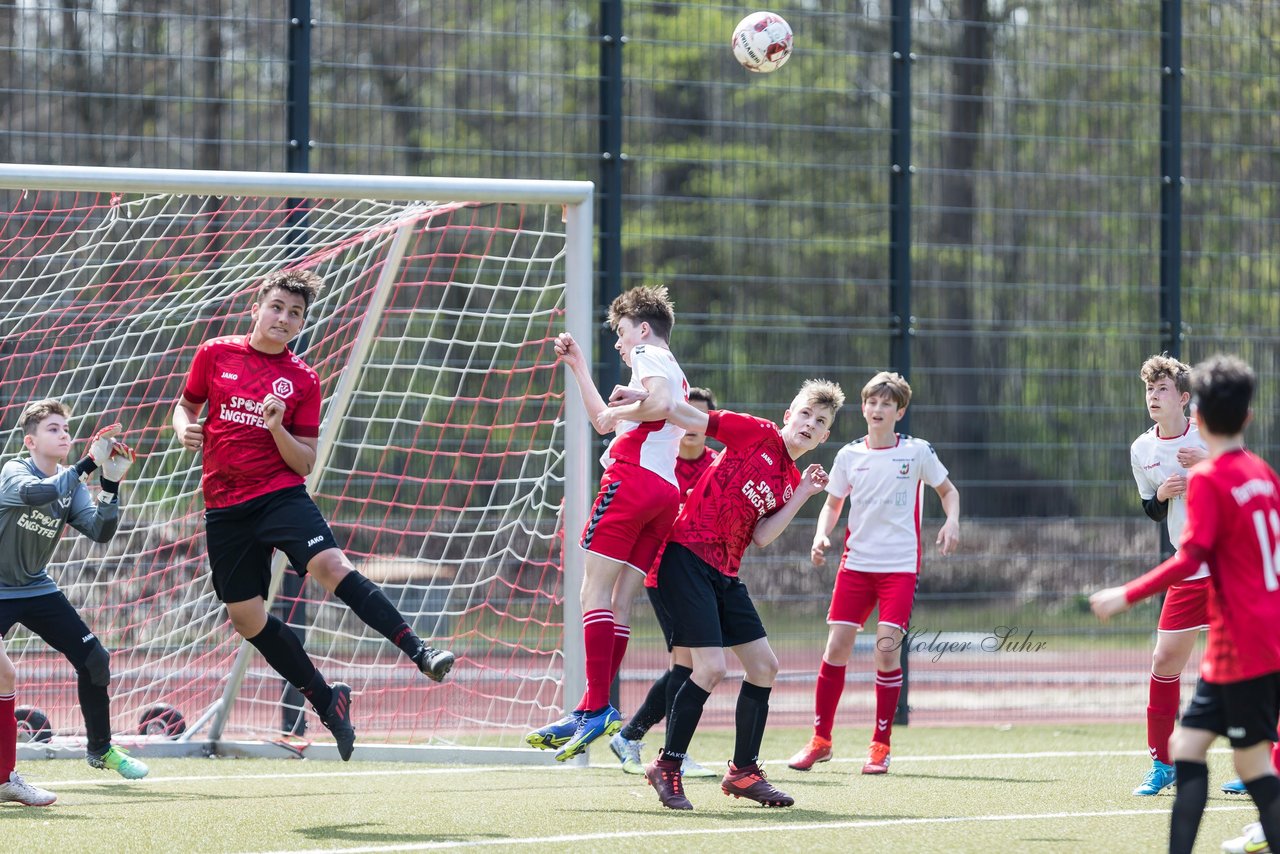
[787,735,833,771]
[721,762,794,807]
[861,740,891,775]
[645,757,693,810]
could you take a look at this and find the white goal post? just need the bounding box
[1,163,592,764]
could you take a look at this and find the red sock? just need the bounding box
[1148,671,1181,765]
[873,668,903,746]
[580,609,615,711]
[610,624,631,684]
[813,660,846,741]
[0,692,15,780]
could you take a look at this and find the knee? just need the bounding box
[823,629,856,665]
[0,658,14,694]
[872,648,901,672]
[694,662,727,689]
[747,656,779,685]
[308,551,353,591]
[81,642,111,687]
[1151,646,1185,676]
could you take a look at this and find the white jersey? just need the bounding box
[1130,420,1209,580]
[829,434,949,574]
[601,343,687,487]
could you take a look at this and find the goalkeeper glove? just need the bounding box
[100,442,136,488]
[87,423,122,464]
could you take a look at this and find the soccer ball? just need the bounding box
[731,11,793,73]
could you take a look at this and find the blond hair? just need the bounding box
[607,285,675,342]
[19,399,71,436]
[861,371,911,409]
[794,378,845,416]
[258,269,324,309]
[1140,353,1192,395]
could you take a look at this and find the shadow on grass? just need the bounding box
[298,823,506,844]
[895,772,1053,784]
[0,808,89,823]
[582,805,889,822]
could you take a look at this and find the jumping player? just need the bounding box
[1092,355,1280,854]
[0,399,145,782]
[525,285,687,761]
[173,269,454,761]
[788,371,959,777]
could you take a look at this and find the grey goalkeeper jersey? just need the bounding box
[0,457,119,599]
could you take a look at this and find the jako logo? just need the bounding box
[306,535,324,547]
[81,633,95,643]
[220,372,238,380]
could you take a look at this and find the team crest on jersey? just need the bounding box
[272,377,294,398]
[899,462,910,476]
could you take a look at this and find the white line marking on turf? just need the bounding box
[240,805,1258,854]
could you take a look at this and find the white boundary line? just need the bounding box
[240,805,1258,854]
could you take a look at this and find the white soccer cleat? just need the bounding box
[1222,821,1269,854]
[0,770,57,806]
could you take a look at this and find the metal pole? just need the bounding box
[889,0,913,726]
[1159,0,1183,361]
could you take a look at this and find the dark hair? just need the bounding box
[19,399,71,436]
[688,387,717,410]
[258,269,324,309]
[1191,354,1254,436]
[607,285,675,342]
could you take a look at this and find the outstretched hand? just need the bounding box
[87,423,122,464]
[101,441,137,482]
[798,463,829,497]
[554,332,585,370]
[1089,586,1131,621]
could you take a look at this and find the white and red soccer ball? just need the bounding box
[731,11,793,73]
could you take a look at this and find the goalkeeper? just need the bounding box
[0,399,146,781]
[173,270,454,761]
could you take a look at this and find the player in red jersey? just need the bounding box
[788,371,959,776]
[639,379,845,810]
[526,286,688,761]
[173,270,454,761]
[609,386,719,778]
[1092,355,1280,854]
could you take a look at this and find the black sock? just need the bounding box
[621,670,670,740]
[733,680,772,769]
[1170,760,1209,854]
[661,678,711,761]
[334,572,420,657]
[1244,774,1280,850]
[665,664,692,723]
[248,616,327,708]
[78,677,112,755]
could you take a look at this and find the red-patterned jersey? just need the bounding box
[182,335,323,509]
[669,411,799,578]
[1125,448,1280,682]
[645,447,719,588]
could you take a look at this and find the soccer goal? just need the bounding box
[2,163,593,764]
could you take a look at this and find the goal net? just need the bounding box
[1,165,592,762]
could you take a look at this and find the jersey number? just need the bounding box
[1253,509,1280,592]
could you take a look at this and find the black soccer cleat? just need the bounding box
[320,682,356,761]
[413,643,456,683]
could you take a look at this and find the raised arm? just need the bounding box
[555,333,612,435]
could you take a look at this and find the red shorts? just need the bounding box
[1158,577,1211,632]
[827,569,919,631]
[580,461,680,573]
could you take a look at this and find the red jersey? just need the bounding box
[182,335,323,509]
[669,411,799,578]
[645,447,719,588]
[1125,448,1280,683]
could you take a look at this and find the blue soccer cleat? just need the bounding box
[1222,777,1249,795]
[525,711,582,751]
[1133,760,1176,796]
[555,705,623,762]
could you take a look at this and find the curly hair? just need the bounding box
[258,269,324,309]
[1140,353,1192,395]
[607,285,675,342]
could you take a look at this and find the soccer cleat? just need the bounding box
[645,757,693,810]
[413,643,455,683]
[787,735,833,771]
[1223,777,1249,795]
[1222,821,1269,854]
[1133,760,1176,796]
[87,745,149,780]
[0,771,56,806]
[320,681,356,761]
[555,705,623,762]
[681,756,717,779]
[721,761,794,807]
[861,740,891,775]
[610,732,645,774]
[525,712,582,751]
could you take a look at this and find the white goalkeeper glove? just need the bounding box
[86,423,122,465]
[101,442,136,484]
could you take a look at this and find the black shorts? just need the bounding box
[647,586,674,652]
[0,591,101,670]
[205,485,340,604]
[1181,673,1280,748]
[655,542,767,649]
